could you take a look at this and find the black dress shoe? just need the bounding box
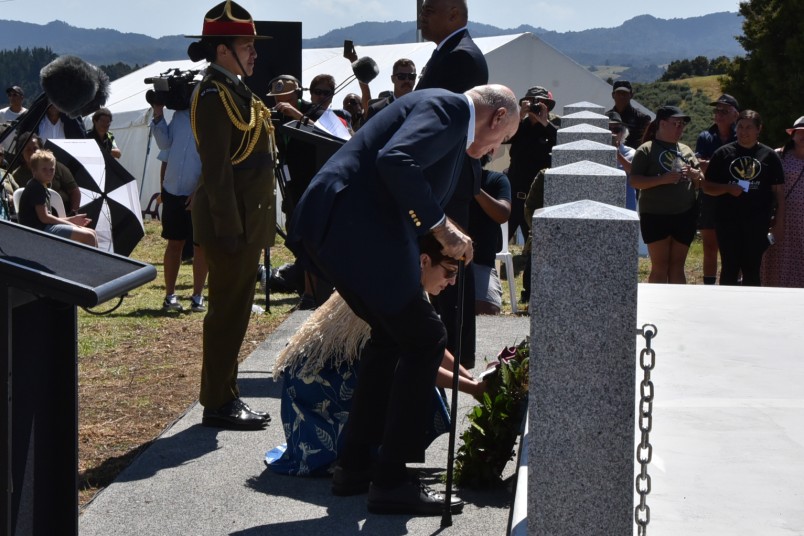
[367,478,464,516]
[332,463,372,496]
[202,399,268,430]
[239,400,271,421]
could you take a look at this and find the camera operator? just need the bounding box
[148,83,208,313]
[506,86,560,238]
[505,85,561,303]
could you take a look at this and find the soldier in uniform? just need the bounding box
[186,0,277,430]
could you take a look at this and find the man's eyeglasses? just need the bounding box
[311,88,334,97]
[345,99,359,106]
[713,108,732,115]
[610,126,623,134]
[393,73,417,81]
[440,263,458,280]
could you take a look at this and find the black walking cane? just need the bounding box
[441,258,466,527]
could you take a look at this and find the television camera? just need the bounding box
[144,68,202,111]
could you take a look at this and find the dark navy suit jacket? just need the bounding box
[287,89,471,314]
[416,29,488,93]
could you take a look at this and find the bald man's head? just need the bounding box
[465,84,520,159]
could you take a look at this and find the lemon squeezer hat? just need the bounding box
[185,0,271,39]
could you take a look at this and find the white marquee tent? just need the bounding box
[100,33,635,213]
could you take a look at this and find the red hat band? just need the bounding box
[202,19,256,37]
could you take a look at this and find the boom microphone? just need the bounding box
[40,55,110,118]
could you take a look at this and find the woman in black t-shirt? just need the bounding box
[703,110,785,286]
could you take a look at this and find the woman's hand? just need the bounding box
[66,213,92,227]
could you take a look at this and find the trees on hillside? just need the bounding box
[723,0,804,147]
[0,47,58,105]
[0,48,136,110]
[661,56,733,81]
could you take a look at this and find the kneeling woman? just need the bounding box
[630,105,704,283]
[268,233,486,476]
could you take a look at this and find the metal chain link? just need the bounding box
[635,324,658,536]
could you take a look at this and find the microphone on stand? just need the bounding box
[0,55,109,187]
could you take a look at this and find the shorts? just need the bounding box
[43,223,74,239]
[473,263,502,309]
[697,193,717,230]
[639,205,698,247]
[160,190,195,242]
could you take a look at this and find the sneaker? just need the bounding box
[163,294,183,312]
[190,295,206,312]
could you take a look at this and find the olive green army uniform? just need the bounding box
[191,63,276,410]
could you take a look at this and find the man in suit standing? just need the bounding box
[417,0,489,368]
[186,0,277,430]
[416,0,488,92]
[287,84,519,515]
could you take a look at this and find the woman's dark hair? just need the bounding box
[738,109,762,129]
[641,119,659,145]
[781,137,796,156]
[187,37,236,63]
[17,131,40,148]
[310,74,336,91]
[419,232,459,266]
[92,107,112,123]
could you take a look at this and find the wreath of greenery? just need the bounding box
[453,338,529,488]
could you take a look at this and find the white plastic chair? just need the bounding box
[495,221,518,314]
[13,187,67,218]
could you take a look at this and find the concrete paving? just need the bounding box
[633,284,804,535]
[79,283,804,535]
[79,311,529,536]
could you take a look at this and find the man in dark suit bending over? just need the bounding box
[287,84,519,515]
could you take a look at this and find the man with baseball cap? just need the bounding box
[607,79,651,149]
[186,0,277,430]
[1,86,27,151]
[695,93,740,285]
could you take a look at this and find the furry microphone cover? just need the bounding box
[39,55,110,118]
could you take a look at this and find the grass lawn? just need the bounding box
[77,220,298,507]
[77,220,707,507]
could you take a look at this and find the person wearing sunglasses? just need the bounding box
[268,232,486,480]
[694,94,740,285]
[365,58,417,122]
[630,105,704,284]
[302,73,352,129]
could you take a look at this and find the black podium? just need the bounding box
[0,220,156,536]
[277,118,346,218]
[278,119,345,170]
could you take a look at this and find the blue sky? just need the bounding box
[2,0,742,39]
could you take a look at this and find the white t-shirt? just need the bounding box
[0,106,28,150]
[38,117,65,144]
